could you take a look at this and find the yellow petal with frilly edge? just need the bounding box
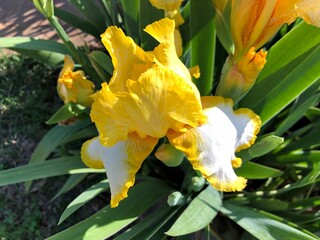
[123,67,204,138]
[91,67,204,146]
[167,96,261,192]
[90,82,132,147]
[144,18,191,81]
[101,26,154,92]
[81,134,158,207]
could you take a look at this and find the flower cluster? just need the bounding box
[80,18,261,208]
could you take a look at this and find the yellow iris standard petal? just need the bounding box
[167,96,261,192]
[144,18,191,81]
[81,134,158,207]
[101,26,154,92]
[57,55,95,106]
[123,67,204,138]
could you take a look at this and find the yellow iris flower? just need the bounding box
[57,55,95,107]
[216,0,320,101]
[81,18,261,208]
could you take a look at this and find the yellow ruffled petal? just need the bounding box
[101,26,153,92]
[149,0,183,12]
[167,96,261,192]
[90,82,132,146]
[124,67,204,138]
[144,18,191,81]
[81,133,158,208]
[91,67,204,145]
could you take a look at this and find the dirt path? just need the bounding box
[0,0,97,53]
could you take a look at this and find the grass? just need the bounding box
[0,54,106,239]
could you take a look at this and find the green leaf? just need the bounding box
[88,50,113,82]
[221,203,318,240]
[190,0,216,96]
[235,162,283,179]
[305,107,320,122]
[114,205,173,240]
[33,0,54,18]
[240,22,320,124]
[26,119,91,190]
[48,179,173,240]
[281,126,320,153]
[62,125,98,144]
[275,94,320,136]
[68,0,108,32]
[289,197,320,210]
[166,186,222,236]
[276,162,320,194]
[120,0,140,41]
[249,198,289,212]
[275,150,320,164]
[0,37,67,65]
[54,7,102,38]
[46,103,87,125]
[30,119,91,165]
[0,37,68,53]
[50,174,88,202]
[58,179,110,225]
[0,157,98,187]
[247,135,284,159]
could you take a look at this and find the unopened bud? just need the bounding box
[191,176,206,192]
[155,143,184,167]
[167,191,185,206]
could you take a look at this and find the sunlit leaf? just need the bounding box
[166,186,222,236]
[48,180,173,240]
[58,179,110,225]
[221,203,317,240]
[236,161,283,179]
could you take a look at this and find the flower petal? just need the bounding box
[101,26,153,92]
[144,18,191,81]
[124,67,204,138]
[90,82,132,146]
[167,96,261,192]
[81,134,158,207]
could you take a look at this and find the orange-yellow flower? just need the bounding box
[81,19,261,208]
[57,55,95,107]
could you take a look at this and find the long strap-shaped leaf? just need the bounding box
[47,179,173,240]
[0,157,103,187]
[190,0,216,96]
